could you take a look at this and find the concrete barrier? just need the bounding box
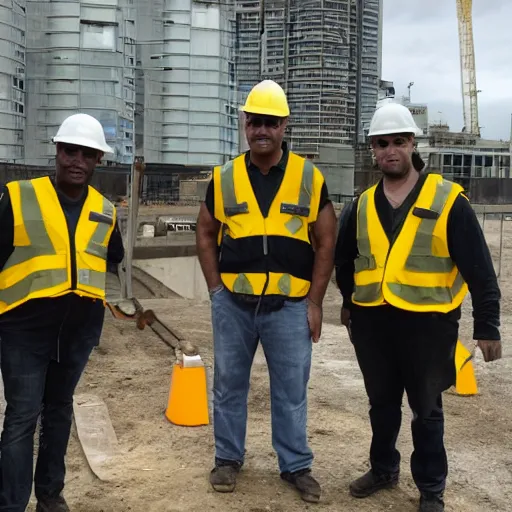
[134,255,209,301]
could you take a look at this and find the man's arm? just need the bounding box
[196,181,222,291]
[334,199,358,310]
[106,220,125,273]
[0,185,15,270]
[448,194,501,359]
[308,200,337,306]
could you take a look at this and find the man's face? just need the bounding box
[371,134,415,179]
[55,143,102,188]
[245,114,287,156]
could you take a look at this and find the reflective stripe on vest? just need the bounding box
[354,193,377,273]
[2,181,57,271]
[85,198,114,259]
[354,178,464,306]
[405,179,455,273]
[0,181,68,306]
[221,160,249,216]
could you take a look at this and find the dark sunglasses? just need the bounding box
[246,116,281,129]
[375,137,409,148]
[61,144,99,159]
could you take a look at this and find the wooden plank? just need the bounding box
[73,393,119,481]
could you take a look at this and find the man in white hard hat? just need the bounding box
[196,80,337,503]
[335,103,501,512]
[0,113,124,512]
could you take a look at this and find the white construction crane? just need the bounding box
[456,0,480,136]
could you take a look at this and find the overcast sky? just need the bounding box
[382,0,512,140]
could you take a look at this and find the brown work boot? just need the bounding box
[349,469,399,498]
[281,468,321,503]
[419,493,445,512]
[209,462,241,493]
[36,495,70,512]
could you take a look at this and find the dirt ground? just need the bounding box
[23,218,512,512]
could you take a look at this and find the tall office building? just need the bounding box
[136,0,238,166]
[24,0,136,166]
[0,0,236,166]
[356,0,382,142]
[0,0,26,162]
[234,0,383,156]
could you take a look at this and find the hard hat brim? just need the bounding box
[240,105,290,118]
[368,127,422,137]
[53,135,114,154]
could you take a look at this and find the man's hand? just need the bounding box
[340,307,350,327]
[477,340,502,362]
[340,307,353,342]
[307,300,323,343]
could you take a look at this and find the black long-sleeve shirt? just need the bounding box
[335,174,501,341]
[0,180,125,330]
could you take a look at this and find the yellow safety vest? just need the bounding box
[0,176,116,314]
[353,173,468,313]
[213,152,325,298]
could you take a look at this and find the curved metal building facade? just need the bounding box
[25,0,135,165]
[0,0,26,162]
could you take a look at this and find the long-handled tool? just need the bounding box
[106,298,199,363]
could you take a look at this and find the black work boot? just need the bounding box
[419,493,445,512]
[36,495,70,512]
[281,468,321,503]
[209,461,241,493]
[349,469,399,498]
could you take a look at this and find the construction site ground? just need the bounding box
[23,213,512,512]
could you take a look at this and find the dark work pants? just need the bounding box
[0,296,105,512]
[350,305,458,496]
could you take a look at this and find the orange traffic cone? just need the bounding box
[165,355,209,427]
[454,340,478,396]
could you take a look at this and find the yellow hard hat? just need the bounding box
[241,80,290,117]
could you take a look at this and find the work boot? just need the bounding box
[349,469,399,498]
[281,468,321,503]
[36,495,70,512]
[209,461,241,493]
[419,493,445,512]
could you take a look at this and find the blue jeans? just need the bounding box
[0,296,104,512]
[211,288,313,474]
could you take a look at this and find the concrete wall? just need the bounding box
[315,144,355,197]
[134,256,209,301]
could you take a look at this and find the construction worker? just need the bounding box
[196,80,337,503]
[0,113,124,512]
[335,102,501,512]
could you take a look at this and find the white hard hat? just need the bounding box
[368,103,422,137]
[53,113,114,153]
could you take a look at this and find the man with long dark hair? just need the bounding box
[335,103,501,512]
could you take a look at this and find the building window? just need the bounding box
[80,23,116,51]
[12,77,24,90]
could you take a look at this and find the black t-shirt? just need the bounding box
[204,143,331,219]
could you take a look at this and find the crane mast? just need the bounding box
[456,0,480,136]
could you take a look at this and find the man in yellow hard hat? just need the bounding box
[196,79,337,503]
[0,113,124,512]
[335,102,501,512]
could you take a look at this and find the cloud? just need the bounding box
[382,0,512,139]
